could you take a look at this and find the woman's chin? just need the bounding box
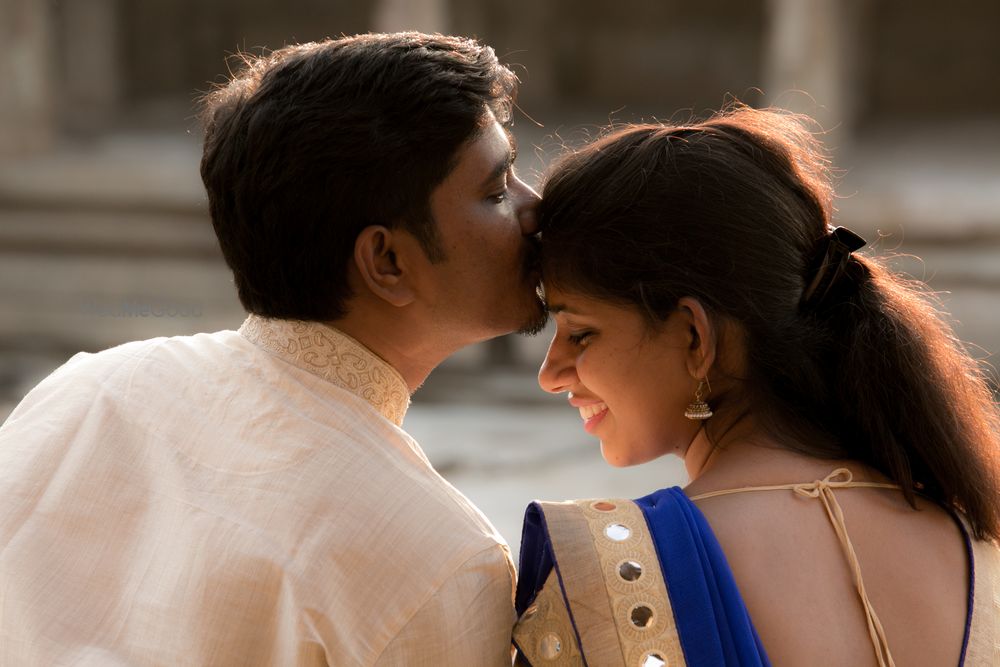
[600,441,654,468]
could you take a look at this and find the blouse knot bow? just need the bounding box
[792,468,854,499]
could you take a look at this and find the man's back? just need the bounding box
[0,317,515,665]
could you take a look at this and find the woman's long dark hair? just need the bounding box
[539,106,1000,541]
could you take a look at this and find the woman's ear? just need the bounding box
[353,225,416,308]
[677,296,716,379]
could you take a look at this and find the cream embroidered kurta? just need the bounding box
[0,315,516,666]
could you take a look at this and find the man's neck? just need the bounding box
[330,318,448,393]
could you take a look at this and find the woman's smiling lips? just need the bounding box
[568,394,610,434]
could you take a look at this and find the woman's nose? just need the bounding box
[538,335,574,394]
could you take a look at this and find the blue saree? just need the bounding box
[513,486,770,666]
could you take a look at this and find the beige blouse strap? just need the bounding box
[690,468,901,667]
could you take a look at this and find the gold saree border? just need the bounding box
[513,568,584,665]
[545,501,626,665]
[513,499,687,667]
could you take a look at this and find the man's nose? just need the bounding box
[514,176,541,236]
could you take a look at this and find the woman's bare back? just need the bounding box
[690,460,969,666]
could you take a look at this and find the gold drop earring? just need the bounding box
[684,378,713,420]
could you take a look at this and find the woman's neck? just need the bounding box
[683,410,768,480]
[682,414,888,494]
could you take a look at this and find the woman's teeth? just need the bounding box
[579,402,608,420]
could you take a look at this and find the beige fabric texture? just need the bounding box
[0,315,516,666]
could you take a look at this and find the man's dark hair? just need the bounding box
[199,33,518,320]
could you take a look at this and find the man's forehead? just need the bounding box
[450,120,515,179]
[470,120,514,160]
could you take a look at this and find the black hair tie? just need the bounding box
[801,226,867,309]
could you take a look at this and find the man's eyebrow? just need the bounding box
[481,143,517,190]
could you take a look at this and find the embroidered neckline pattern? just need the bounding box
[239,315,410,426]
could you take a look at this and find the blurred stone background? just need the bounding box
[1,0,998,555]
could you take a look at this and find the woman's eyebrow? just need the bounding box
[547,303,582,315]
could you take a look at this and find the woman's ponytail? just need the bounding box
[818,256,1000,540]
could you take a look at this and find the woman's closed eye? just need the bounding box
[567,330,594,346]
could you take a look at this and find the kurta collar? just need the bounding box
[239,314,410,426]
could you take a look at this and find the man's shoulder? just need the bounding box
[51,327,245,378]
[1,328,247,426]
[292,421,509,571]
[294,445,514,666]
[313,422,506,548]
[293,445,513,645]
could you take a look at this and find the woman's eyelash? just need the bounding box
[567,331,593,345]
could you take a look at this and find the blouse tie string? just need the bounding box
[691,468,901,667]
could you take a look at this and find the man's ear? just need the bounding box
[677,296,716,379]
[353,225,416,307]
